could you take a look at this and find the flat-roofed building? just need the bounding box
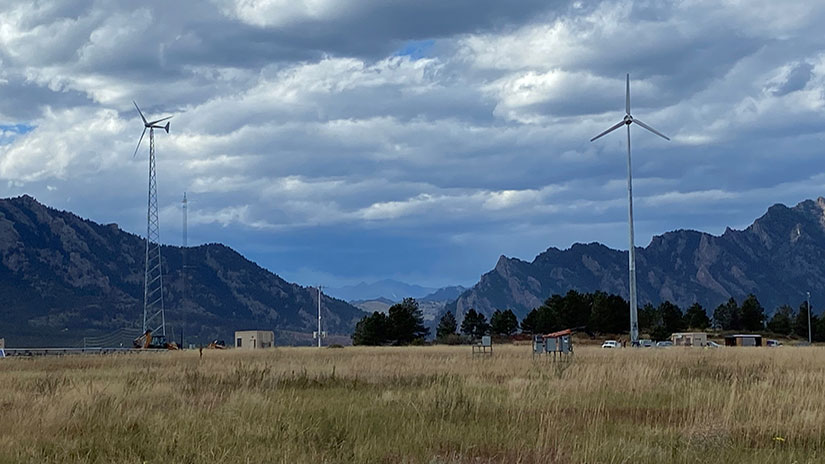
[724,334,763,347]
[671,332,709,347]
[234,330,275,350]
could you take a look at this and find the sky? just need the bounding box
[2,0,825,289]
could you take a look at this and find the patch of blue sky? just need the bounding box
[395,40,434,60]
[0,124,35,144]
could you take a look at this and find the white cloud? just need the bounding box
[2,0,825,286]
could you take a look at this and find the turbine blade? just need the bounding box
[632,118,670,141]
[133,101,147,124]
[626,74,630,115]
[590,120,625,142]
[148,115,173,125]
[133,128,147,158]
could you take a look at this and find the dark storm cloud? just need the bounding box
[771,62,814,96]
[2,0,825,287]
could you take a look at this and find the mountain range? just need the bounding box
[326,279,438,302]
[0,195,364,347]
[448,198,825,322]
[7,194,825,346]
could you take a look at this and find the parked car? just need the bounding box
[655,341,673,347]
[639,339,653,347]
[706,340,721,348]
[601,340,621,349]
[766,339,782,347]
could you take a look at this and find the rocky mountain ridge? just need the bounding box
[0,195,363,347]
[448,198,825,321]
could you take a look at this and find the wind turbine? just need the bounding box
[133,101,172,341]
[590,74,669,345]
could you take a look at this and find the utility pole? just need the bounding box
[807,291,812,344]
[317,285,323,348]
[182,192,187,348]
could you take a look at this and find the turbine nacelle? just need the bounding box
[590,74,670,142]
[133,101,172,157]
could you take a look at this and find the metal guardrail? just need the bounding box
[0,347,163,357]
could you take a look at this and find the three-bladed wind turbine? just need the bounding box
[133,101,172,340]
[590,74,669,345]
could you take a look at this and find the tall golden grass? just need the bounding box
[1,345,823,463]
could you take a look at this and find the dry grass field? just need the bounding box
[1,345,824,463]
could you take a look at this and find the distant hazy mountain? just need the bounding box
[448,198,825,322]
[326,279,436,302]
[343,284,466,338]
[421,285,466,302]
[351,297,395,314]
[0,195,364,347]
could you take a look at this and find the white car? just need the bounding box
[706,341,721,348]
[601,340,621,348]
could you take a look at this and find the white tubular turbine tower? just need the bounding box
[590,74,670,345]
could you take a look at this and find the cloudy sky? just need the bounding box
[2,0,825,289]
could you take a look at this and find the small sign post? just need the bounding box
[472,335,493,356]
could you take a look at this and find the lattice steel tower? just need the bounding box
[132,101,172,337]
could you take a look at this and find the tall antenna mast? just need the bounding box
[182,192,188,347]
[133,101,172,339]
[590,75,670,345]
[317,285,323,348]
[182,192,188,248]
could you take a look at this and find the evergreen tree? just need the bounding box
[767,305,794,335]
[659,300,685,334]
[794,301,812,339]
[490,309,519,336]
[436,311,458,340]
[524,296,562,334]
[638,302,657,333]
[650,323,671,342]
[740,294,765,331]
[558,290,591,329]
[713,298,741,330]
[460,309,489,339]
[387,297,429,344]
[352,312,389,346]
[684,303,710,330]
[520,308,539,334]
[588,291,628,334]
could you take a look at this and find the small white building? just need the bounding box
[671,332,709,347]
[234,330,275,350]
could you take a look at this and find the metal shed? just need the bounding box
[724,334,763,347]
[533,329,573,361]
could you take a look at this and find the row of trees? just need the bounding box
[436,308,519,340]
[352,298,429,345]
[515,290,704,340]
[353,292,825,345]
[709,296,824,340]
